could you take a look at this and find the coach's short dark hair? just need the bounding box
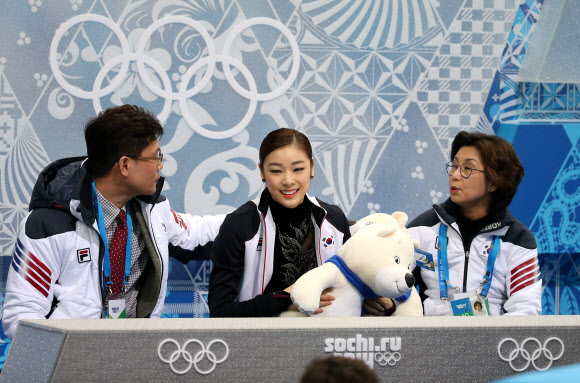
[451,131,524,210]
[300,356,379,383]
[84,105,163,177]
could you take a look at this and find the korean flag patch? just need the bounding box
[322,236,334,248]
[77,248,91,263]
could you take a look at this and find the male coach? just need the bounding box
[2,104,224,339]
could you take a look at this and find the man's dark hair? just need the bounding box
[300,356,379,383]
[84,104,163,177]
[450,131,524,211]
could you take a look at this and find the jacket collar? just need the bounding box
[30,156,87,212]
[30,156,165,227]
[434,198,513,235]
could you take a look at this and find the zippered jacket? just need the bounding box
[209,189,350,317]
[2,157,224,339]
[408,199,541,316]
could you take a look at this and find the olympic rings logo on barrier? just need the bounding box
[497,337,565,372]
[374,351,401,366]
[49,14,300,139]
[157,338,229,375]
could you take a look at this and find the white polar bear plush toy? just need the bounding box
[289,212,423,317]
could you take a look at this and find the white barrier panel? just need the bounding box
[2,316,579,382]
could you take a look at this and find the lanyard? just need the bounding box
[478,235,500,298]
[437,223,500,300]
[91,180,133,295]
[437,224,451,299]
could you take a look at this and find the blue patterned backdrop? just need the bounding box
[0,0,578,367]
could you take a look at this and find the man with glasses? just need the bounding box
[3,105,225,340]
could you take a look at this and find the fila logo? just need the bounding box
[256,238,263,252]
[77,248,91,263]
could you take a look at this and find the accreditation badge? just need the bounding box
[450,293,489,316]
[470,296,490,316]
[450,294,473,316]
[107,298,127,319]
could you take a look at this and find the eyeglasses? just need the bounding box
[125,149,164,165]
[445,161,485,179]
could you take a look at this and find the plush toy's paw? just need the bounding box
[290,295,318,316]
[392,288,424,317]
[290,266,333,315]
[279,310,308,318]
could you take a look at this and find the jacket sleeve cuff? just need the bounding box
[268,291,293,313]
[384,298,396,316]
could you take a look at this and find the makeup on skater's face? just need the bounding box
[260,144,314,209]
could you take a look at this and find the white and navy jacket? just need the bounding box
[2,157,224,340]
[408,199,542,316]
[209,189,350,317]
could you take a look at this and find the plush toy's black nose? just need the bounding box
[405,273,415,288]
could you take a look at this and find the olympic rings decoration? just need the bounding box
[497,337,565,372]
[93,53,173,124]
[178,55,257,139]
[374,351,401,366]
[157,338,229,375]
[135,16,217,101]
[222,17,300,102]
[50,14,131,100]
[49,14,300,139]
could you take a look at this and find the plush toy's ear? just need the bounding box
[377,226,397,237]
[413,239,420,248]
[349,220,363,236]
[391,211,409,227]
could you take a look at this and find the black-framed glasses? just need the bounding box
[126,149,163,165]
[446,161,485,179]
